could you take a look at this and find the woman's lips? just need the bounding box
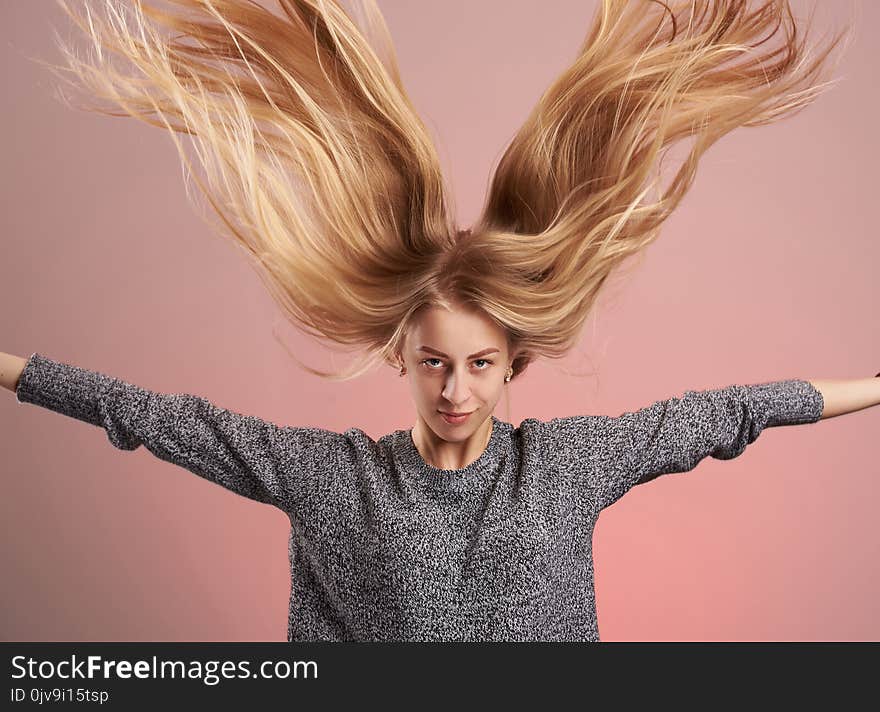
[440,410,472,425]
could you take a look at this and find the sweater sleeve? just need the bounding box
[14,352,348,516]
[546,379,824,511]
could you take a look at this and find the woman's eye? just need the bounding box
[421,358,493,369]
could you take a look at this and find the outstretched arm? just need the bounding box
[546,378,828,511]
[8,352,349,517]
[807,376,880,419]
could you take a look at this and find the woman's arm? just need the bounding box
[807,376,880,419]
[10,352,350,517]
[0,352,28,392]
[550,374,878,511]
[545,379,825,511]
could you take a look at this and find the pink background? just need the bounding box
[2,1,877,642]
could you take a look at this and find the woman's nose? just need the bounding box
[442,370,472,404]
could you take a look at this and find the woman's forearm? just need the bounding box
[0,352,28,393]
[807,377,880,420]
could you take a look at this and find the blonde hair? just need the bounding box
[41,0,852,385]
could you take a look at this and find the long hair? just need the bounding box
[41,0,852,387]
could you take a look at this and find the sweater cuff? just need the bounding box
[750,378,825,427]
[15,352,115,427]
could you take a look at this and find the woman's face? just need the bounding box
[400,304,512,441]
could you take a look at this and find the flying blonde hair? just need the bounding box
[40,0,852,388]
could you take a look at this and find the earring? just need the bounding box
[399,365,406,377]
[504,368,512,383]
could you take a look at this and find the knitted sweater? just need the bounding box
[15,353,824,641]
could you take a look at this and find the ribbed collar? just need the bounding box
[392,414,510,488]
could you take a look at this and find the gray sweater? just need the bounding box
[15,352,824,641]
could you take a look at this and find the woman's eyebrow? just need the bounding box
[417,346,500,359]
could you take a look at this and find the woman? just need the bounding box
[3,0,874,641]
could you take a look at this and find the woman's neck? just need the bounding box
[411,414,493,470]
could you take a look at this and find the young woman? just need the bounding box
[3,0,875,641]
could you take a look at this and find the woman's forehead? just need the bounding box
[412,306,499,335]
